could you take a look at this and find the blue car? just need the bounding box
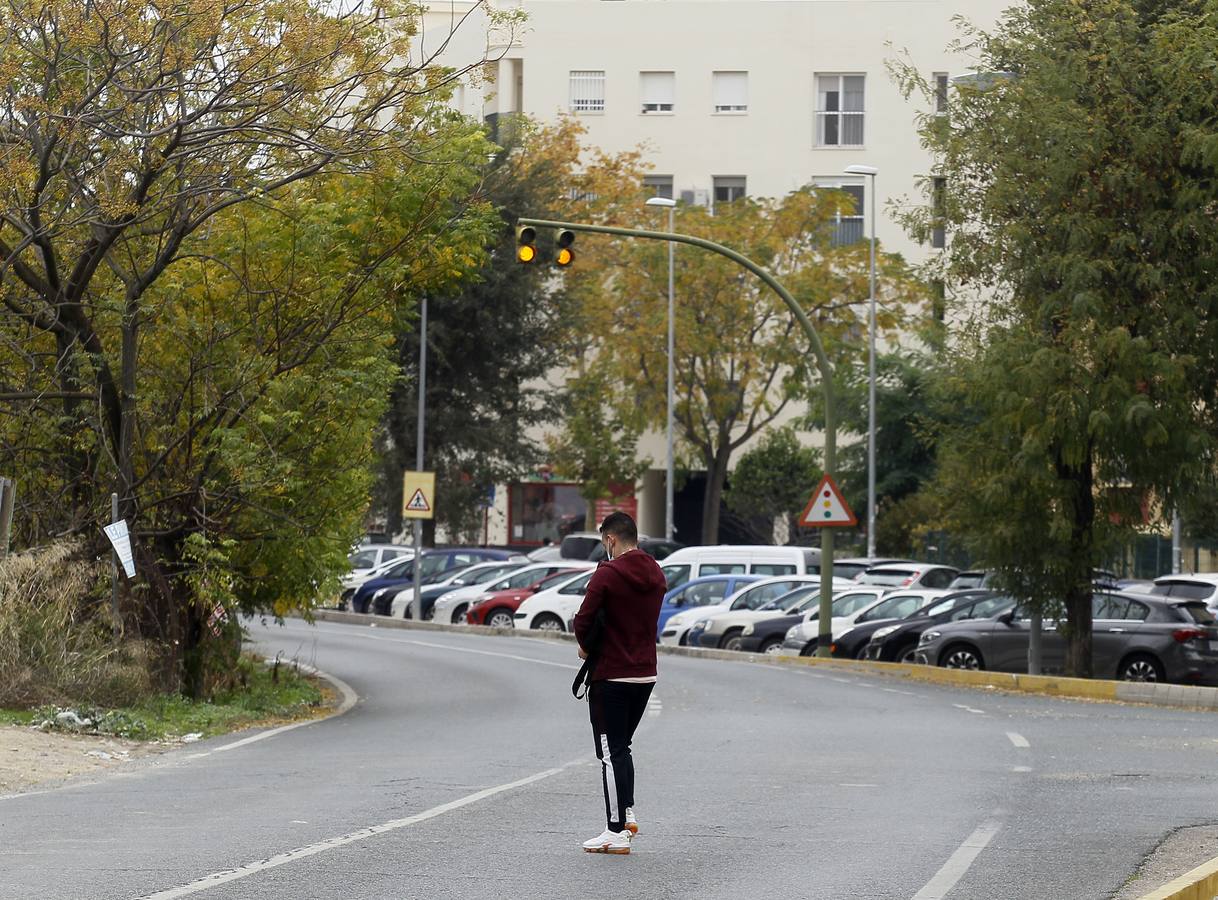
[353,548,517,614]
[656,574,763,640]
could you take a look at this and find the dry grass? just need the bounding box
[0,542,153,708]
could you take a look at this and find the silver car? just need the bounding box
[915,592,1218,684]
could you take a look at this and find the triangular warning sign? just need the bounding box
[405,488,431,512]
[798,474,857,527]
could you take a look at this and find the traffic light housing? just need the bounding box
[555,229,575,267]
[516,225,537,264]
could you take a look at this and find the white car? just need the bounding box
[780,588,948,654]
[1147,573,1218,610]
[347,544,414,579]
[691,582,853,651]
[513,569,599,631]
[660,575,854,647]
[338,553,416,610]
[854,563,958,591]
[387,560,528,619]
[430,560,596,624]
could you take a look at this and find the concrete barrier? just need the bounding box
[308,609,1218,712]
[1137,855,1218,900]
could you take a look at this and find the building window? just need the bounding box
[712,176,746,206]
[931,176,946,248]
[713,71,748,114]
[816,74,865,146]
[569,70,605,113]
[930,279,946,322]
[509,482,587,545]
[934,72,949,114]
[833,183,865,245]
[644,175,674,199]
[640,71,675,113]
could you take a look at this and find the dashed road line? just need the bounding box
[1006,732,1030,749]
[911,817,1003,900]
[952,703,986,715]
[136,756,590,898]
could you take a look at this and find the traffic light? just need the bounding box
[516,225,537,264]
[555,229,575,267]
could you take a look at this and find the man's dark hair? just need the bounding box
[599,511,638,543]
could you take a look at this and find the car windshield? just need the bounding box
[1178,603,1218,625]
[832,592,880,616]
[453,564,518,586]
[833,563,871,580]
[922,594,971,617]
[379,557,414,578]
[950,573,987,589]
[858,569,915,586]
[862,594,924,621]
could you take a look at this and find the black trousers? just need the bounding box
[588,680,653,832]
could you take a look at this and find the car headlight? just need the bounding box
[919,630,941,645]
[785,625,800,641]
[742,623,755,636]
[872,625,899,640]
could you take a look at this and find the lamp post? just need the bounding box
[646,195,677,542]
[844,164,878,558]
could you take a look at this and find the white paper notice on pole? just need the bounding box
[103,520,136,578]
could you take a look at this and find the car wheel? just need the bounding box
[719,630,743,651]
[450,605,468,625]
[678,632,688,646]
[532,613,564,632]
[760,638,783,655]
[799,641,818,658]
[940,644,984,670]
[422,605,435,621]
[896,643,919,664]
[486,609,515,629]
[855,644,869,660]
[1119,653,1165,683]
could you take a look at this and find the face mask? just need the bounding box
[604,539,614,560]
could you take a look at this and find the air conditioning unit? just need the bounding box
[679,189,710,207]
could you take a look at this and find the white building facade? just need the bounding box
[418,0,1010,547]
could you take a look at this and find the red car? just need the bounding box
[467,568,583,628]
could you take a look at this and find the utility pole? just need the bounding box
[110,493,121,638]
[0,477,14,559]
[412,297,428,622]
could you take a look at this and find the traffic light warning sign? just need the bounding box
[798,475,857,527]
[401,471,435,520]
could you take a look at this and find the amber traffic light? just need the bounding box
[516,225,537,264]
[555,229,575,267]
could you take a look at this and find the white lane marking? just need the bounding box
[840,783,879,788]
[185,662,358,760]
[911,818,1003,900]
[136,756,589,899]
[952,703,986,715]
[1006,732,1030,749]
[646,693,663,718]
[1012,766,1032,773]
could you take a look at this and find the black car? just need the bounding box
[736,585,822,655]
[860,591,1014,662]
[354,548,518,614]
[587,537,684,562]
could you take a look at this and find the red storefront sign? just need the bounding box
[593,486,638,524]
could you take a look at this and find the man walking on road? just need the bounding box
[573,511,665,855]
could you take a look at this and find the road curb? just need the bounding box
[1136,854,1218,900]
[310,609,1218,711]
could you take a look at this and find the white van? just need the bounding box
[659,545,822,591]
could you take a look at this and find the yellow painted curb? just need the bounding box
[1137,854,1218,899]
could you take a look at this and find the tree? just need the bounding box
[0,0,507,693]
[724,427,820,544]
[894,0,1218,676]
[570,188,925,544]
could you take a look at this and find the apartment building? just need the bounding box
[416,0,1011,547]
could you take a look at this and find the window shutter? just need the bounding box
[713,71,748,112]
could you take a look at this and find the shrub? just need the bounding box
[0,541,154,708]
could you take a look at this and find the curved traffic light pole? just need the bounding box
[518,216,839,657]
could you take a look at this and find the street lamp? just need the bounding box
[844,164,878,558]
[646,195,677,542]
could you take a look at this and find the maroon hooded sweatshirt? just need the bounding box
[573,550,666,681]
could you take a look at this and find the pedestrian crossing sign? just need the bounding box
[798,474,857,527]
[401,471,435,520]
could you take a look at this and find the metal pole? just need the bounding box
[516,217,838,655]
[866,174,878,559]
[1172,511,1183,574]
[110,492,121,638]
[0,477,13,559]
[665,206,675,543]
[412,297,427,622]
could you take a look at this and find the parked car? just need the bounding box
[559,532,605,560]
[466,568,588,628]
[692,583,847,650]
[385,560,528,619]
[1147,573,1218,610]
[342,554,416,611]
[430,562,584,624]
[948,571,998,590]
[817,589,953,658]
[737,585,825,655]
[832,557,916,581]
[777,588,893,655]
[347,543,413,579]
[658,545,824,597]
[855,563,959,590]
[514,569,599,631]
[864,591,1015,663]
[915,592,1218,684]
[661,575,853,647]
[588,537,684,562]
[351,548,517,614]
[526,544,565,562]
[656,574,763,638]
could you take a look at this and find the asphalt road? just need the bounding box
[4,617,1218,900]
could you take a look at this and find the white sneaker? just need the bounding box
[582,828,632,854]
[625,808,638,835]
